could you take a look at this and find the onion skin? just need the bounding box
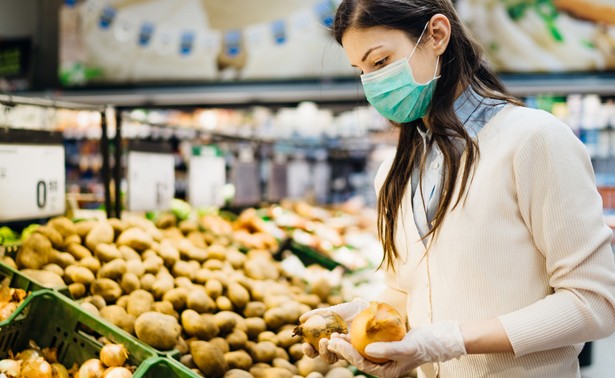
[102,367,133,378]
[350,302,406,363]
[51,362,70,378]
[77,359,105,378]
[99,344,128,368]
[20,357,53,378]
[293,311,348,350]
[0,359,21,377]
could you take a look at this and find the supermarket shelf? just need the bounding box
[14,74,615,108]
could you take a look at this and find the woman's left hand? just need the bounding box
[327,320,467,377]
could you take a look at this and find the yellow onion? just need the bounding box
[20,357,52,378]
[0,358,21,377]
[51,362,70,378]
[293,311,348,350]
[15,348,41,363]
[77,359,105,378]
[99,344,128,368]
[350,302,406,363]
[102,367,133,378]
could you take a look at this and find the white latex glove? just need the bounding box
[327,320,467,378]
[300,298,369,364]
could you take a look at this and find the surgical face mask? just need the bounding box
[360,23,440,123]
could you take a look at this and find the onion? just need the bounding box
[293,311,348,350]
[0,359,21,377]
[99,344,128,368]
[51,362,70,378]
[102,367,133,378]
[15,348,41,363]
[20,357,52,378]
[77,359,105,378]
[350,302,406,363]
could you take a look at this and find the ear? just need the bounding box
[428,14,451,56]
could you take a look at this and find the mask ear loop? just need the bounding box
[407,21,430,62]
[433,56,441,79]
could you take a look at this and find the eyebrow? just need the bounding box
[362,45,383,62]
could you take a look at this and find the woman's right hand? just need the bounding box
[299,298,369,363]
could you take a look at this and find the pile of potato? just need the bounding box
[4,214,352,378]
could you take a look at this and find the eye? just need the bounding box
[374,57,388,68]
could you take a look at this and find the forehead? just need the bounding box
[341,27,411,59]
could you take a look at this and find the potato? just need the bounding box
[188,247,209,263]
[203,259,224,271]
[245,318,267,340]
[224,350,253,370]
[100,305,136,334]
[127,289,154,317]
[65,265,96,286]
[273,359,298,375]
[263,308,287,331]
[98,259,127,280]
[48,216,77,238]
[253,368,293,378]
[182,310,219,340]
[155,213,177,229]
[224,369,253,378]
[187,231,206,248]
[80,301,100,317]
[95,244,122,263]
[152,275,174,300]
[135,312,182,350]
[214,311,237,334]
[116,227,154,251]
[42,263,64,277]
[210,337,231,354]
[69,282,86,299]
[120,273,140,294]
[227,283,250,309]
[280,301,303,324]
[257,331,278,345]
[0,256,17,269]
[225,250,247,270]
[194,269,212,285]
[35,226,63,249]
[172,260,196,280]
[143,256,164,274]
[78,256,101,274]
[275,348,289,361]
[216,296,234,312]
[180,354,196,369]
[152,301,177,318]
[205,280,224,299]
[297,357,329,376]
[179,220,199,234]
[119,245,140,261]
[206,244,227,261]
[158,241,181,267]
[107,218,128,236]
[305,374,324,378]
[175,276,194,289]
[296,294,321,309]
[48,250,76,269]
[163,287,189,311]
[16,233,52,269]
[83,295,106,310]
[85,222,115,252]
[66,243,92,260]
[191,341,228,378]
[91,278,122,303]
[21,269,65,289]
[124,260,144,277]
[242,302,266,318]
[187,289,216,314]
[116,295,130,309]
[277,329,297,349]
[324,368,353,378]
[249,341,277,363]
[288,344,304,362]
[142,249,158,260]
[75,221,95,238]
[140,274,156,291]
[226,329,248,350]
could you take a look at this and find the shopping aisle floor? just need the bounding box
[581,332,615,378]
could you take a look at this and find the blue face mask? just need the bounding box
[360,23,440,124]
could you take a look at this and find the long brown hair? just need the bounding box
[333,0,523,270]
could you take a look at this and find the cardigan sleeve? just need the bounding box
[498,118,615,356]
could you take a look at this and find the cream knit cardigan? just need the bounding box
[375,105,615,378]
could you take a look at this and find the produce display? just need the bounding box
[0,341,134,378]
[6,213,358,377]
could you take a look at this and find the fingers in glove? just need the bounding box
[318,337,339,364]
[302,342,319,359]
[364,340,414,361]
[330,332,351,342]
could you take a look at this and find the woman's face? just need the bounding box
[341,24,444,84]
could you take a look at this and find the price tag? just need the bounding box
[232,161,261,207]
[287,159,311,199]
[188,151,226,208]
[127,151,175,211]
[0,144,65,221]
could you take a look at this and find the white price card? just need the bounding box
[188,153,226,208]
[0,144,65,221]
[127,151,175,212]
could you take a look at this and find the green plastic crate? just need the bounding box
[135,357,201,378]
[0,290,157,372]
[0,261,70,296]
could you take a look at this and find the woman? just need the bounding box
[300,0,615,377]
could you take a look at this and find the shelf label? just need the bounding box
[127,151,175,211]
[188,153,226,208]
[0,144,65,221]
